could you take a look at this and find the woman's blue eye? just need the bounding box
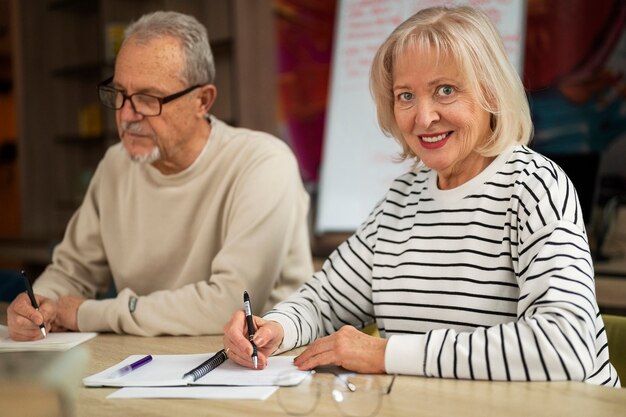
[437,85,454,96]
[398,92,413,101]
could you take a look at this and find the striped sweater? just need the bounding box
[265,145,620,387]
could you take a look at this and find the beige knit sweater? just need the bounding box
[33,117,313,336]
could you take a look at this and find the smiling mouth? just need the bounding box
[420,132,451,143]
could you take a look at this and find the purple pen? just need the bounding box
[112,355,153,378]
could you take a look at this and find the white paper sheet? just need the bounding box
[106,386,278,400]
[84,353,309,387]
[0,325,97,352]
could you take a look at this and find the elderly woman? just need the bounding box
[224,6,620,386]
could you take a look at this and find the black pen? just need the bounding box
[243,291,258,369]
[21,270,47,338]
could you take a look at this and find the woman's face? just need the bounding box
[392,45,493,189]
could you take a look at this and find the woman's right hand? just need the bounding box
[222,310,284,369]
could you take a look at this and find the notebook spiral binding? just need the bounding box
[187,349,228,381]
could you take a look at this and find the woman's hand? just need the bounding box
[222,310,285,369]
[294,325,388,374]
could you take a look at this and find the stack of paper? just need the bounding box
[0,325,97,352]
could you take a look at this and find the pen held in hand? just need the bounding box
[21,270,47,338]
[110,355,153,378]
[243,291,258,369]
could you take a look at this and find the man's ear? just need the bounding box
[198,84,217,116]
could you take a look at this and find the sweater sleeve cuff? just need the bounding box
[77,299,115,332]
[31,287,59,302]
[385,334,428,376]
[262,312,299,355]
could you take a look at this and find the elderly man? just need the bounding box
[8,11,312,338]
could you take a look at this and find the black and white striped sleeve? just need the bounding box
[263,199,384,353]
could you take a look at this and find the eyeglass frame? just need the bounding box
[276,370,396,417]
[97,76,204,117]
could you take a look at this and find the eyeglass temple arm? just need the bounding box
[385,374,396,395]
[329,371,396,394]
[330,371,357,392]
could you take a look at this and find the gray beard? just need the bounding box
[120,144,161,164]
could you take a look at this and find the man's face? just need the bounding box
[112,36,200,169]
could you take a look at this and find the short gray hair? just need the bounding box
[370,6,532,162]
[124,11,215,85]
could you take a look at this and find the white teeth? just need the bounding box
[421,133,448,143]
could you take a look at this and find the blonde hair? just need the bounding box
[370,6,532,162]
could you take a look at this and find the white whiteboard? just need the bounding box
[316,0,527,233]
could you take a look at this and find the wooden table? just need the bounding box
[0,332,623,417]
[1,291,625,417]
[101,336,626,417]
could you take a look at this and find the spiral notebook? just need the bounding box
[83,353,309,387]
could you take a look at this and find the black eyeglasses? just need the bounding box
[97,76,202,116]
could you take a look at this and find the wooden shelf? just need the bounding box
[0,237,57,264]
[51,62,112,79]
[54,134,109,145]
[47,0,98,14]
[211,38,232,56]
[55,198,82,211]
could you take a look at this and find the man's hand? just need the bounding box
[54,295,86,332]
[7,293,57,341]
